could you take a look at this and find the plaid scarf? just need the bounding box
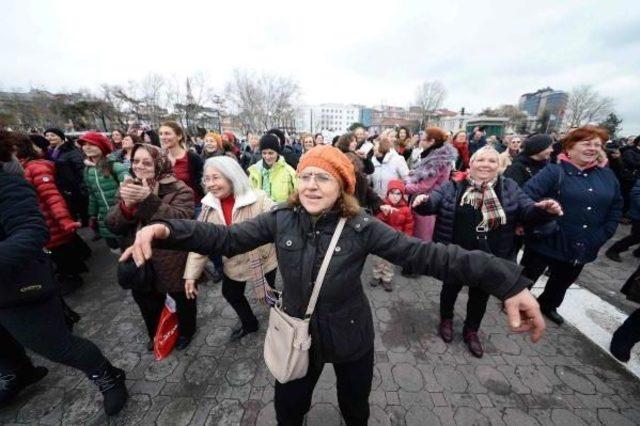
[459,177,506,229]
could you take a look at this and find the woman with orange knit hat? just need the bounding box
[120,145,546,425]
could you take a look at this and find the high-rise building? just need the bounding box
[518,88,568,129]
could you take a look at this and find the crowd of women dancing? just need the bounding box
[2,119,639,424]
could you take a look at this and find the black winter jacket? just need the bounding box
[0,171,52,306]
[503,154,549,187]
[414,177,552,259]
[156,206,531,363]
[186,151,204,201]
[53,142,86,202]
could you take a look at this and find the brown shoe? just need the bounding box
[463,329,484,358]
[382,280,393,292]
[439,319,453,343]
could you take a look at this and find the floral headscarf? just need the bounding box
[130,143,174,187]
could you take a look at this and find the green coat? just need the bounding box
[84,159,128,239]
[248,156,297,202]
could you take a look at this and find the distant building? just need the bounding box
[295,104,361,134]
[519,88,568,130]
[359,107,374,127]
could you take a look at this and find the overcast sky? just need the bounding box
[2,0,639,133]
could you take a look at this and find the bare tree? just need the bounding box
[566,85,614,127]
[225,69,300,132]
[415,80,447,128]
[140,73,167,127]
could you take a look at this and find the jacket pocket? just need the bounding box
[326,304,373,361]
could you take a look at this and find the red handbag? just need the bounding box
[153,295,179,360]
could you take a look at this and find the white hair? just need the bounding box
[469,146,500,164]
[203,156,253,197]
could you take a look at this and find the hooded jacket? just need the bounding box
[247,156,297,202]
[376,180,413,236]
[155,206,531,363]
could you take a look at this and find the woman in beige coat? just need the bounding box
[184,156,278,341]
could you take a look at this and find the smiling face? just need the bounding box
[297,166,341,215]
[398,128,407,141]
[303,136,315,151]
[159,126,180,149]
[454,132,467,144]
[469,150,500,182]
[82,143,103,160]
[112,130,123,144]
[509,138,522,151]
[354,127,365,143]
[132,147,156,180]
[45,132,63,147]
[204,136,219,153]
[122,135,135,150]
[203,166,232,199]
[262,149,279,167]
[567,137,602,166]
[315,134,325,145]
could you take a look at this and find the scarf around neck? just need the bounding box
[460,177,506,230]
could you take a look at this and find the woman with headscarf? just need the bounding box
[106,144,196,350]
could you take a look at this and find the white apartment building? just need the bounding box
[296,103,361,134]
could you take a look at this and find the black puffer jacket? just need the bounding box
[156,205,531,363]
[414,177,552,259]
[503,153,549,187]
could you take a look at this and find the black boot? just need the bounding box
[610,327,635,362]
[61,298,81,331]
[0,365,48,408]
[605,249,623,263]
[89,363,128,416]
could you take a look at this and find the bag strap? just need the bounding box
[304,217,347,319]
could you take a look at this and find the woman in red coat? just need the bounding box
[15,134,90,292]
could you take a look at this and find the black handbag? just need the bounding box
[117,258,155,292]
[0,250,59,308]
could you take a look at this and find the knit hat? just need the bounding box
[78,131,112,156]
[29,134,50,151]
[387,179,406,196]
[522,134,553,156]
[259,133,281,154]
[297,145,356,195]
[267,128,286,147]
[44,128,65,142]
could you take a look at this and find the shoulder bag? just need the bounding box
[263,217,347,383]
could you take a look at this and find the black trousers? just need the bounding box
[274,349,374,426]
[221,269,277,330]
[613,308,640,349]
[520,249,584,310]
[610,221,640,253]
[131,289,197,340]
[440,282,490,331]
[0,297,107,376]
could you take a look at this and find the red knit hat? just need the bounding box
[297,145,356,195]
[387,179,406,196]
[78,132,112,156]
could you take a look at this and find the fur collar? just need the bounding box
[409,143,458,183]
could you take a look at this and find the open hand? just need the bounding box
[534,199,563,216]
[379,205,397,216]
[119,223,170,266]
[120,179,152,207]
[503,289,545,343]
[412,194,429,208]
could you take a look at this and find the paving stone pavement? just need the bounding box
[2,233,640,425]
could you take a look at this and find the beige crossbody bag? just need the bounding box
[263,217,347,383]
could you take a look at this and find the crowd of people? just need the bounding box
[1,118,639,424]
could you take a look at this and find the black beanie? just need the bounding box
[29,134,50,151]
[522,134,553,156]
[259,134,281,153]
[44,128,65,142]
[267,128,286,147]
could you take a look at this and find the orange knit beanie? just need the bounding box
[297,145,356,195]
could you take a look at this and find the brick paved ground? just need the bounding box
[2,231,640,425]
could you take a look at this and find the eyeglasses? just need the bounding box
[202,175,225,184]
[297,172,335,185]
[132,159,154,168]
